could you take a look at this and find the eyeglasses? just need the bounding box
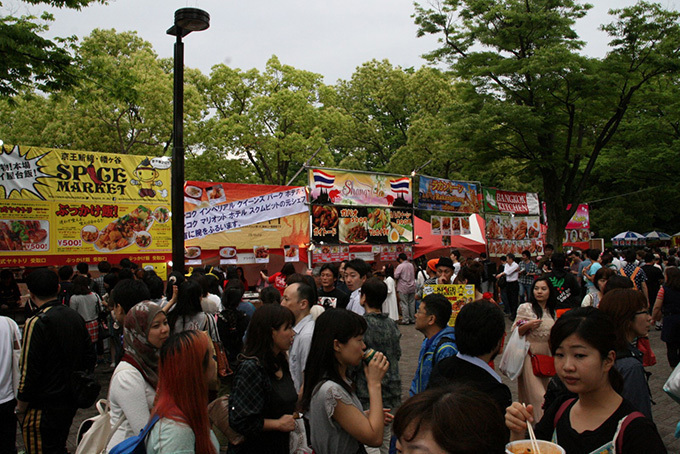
[634,311,649,317]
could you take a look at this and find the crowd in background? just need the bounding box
[1,244,679,453]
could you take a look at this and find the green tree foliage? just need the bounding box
[200,56,330,185]
[414,0,680,246]
[0,0,106,97]
[0,29,204,157]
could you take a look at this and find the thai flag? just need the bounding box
[390,177,410,194]
[313,169,335,188]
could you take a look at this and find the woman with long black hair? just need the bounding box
[302,309,389,454]
[513,276,557,421]
[228,304,298,454]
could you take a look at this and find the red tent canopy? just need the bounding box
[413,214,486,258]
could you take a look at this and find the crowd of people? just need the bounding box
[0,245,678,453]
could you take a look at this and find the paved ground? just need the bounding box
[14,319,680,452]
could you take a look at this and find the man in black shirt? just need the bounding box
[642,252,664,311]
[429,300,511,414]
[16,268,95,454]
[545,253,581,309]
[317,263,349,309]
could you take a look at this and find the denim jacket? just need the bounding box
[409,326,457,396]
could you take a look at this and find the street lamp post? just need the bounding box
[167,8,209,273]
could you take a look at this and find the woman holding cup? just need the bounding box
[506,307,665,453]
[301,309,390,454]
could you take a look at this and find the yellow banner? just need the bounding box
[0,145,171,203]
[0,145,171,266]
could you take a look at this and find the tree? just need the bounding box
[0,29,205,157]
[0,0,105,97]
[200,56,331,185]
[414,0,680,246]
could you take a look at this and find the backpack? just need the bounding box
[620,267,641,291]
[58,286,72,306]
[108,414,160,454]
[75,399,126,454]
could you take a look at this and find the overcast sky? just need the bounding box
[10,0,680,84]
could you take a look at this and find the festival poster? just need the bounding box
[422,284,475,326]
[441,217,452,236]
[418,176,479,213]
[308,168,412,208]
[483,188,539,215]
[0,145,172,267]
[311,205,413,244]
[379,244,412,261]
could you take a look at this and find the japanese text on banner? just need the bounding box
[184,187,307,240]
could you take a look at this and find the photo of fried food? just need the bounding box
[486,218,501,239]
[312,205,339,230]
[135,231,151,248]
[367,208,389,230]
[502,219,514,239]
[513,219,528,240]
[431,217,441,230]
[0,220,48,251]
[527,219,540,239]
[441,217,451,231]
[255,246,269,258]
[94,206,152,252]
[340,218,368,244]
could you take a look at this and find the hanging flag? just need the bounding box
[312,169,335,188]
[390,177,410,194]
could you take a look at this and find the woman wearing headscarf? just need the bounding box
[107,301,170,450]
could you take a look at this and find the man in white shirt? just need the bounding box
[281,281,315,393]
[344,259,371,315]
[496,252,520,320]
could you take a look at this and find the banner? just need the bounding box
[309,168,412,208]
[418,176,479,213]
[485,215,541,240]
[565,204,590,230]
[0,145,171,266]
[184,187,307,240]
[311,205,413,244]
[422,284,475,326]
[483,188,539,215]
[185,182,309,254]
[487,239,544,258]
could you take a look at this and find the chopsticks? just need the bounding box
[523,403,541,454]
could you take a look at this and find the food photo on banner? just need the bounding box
[0,144,172,267]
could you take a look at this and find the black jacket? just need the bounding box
[429,355,512,413]
[18,299,96,408]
